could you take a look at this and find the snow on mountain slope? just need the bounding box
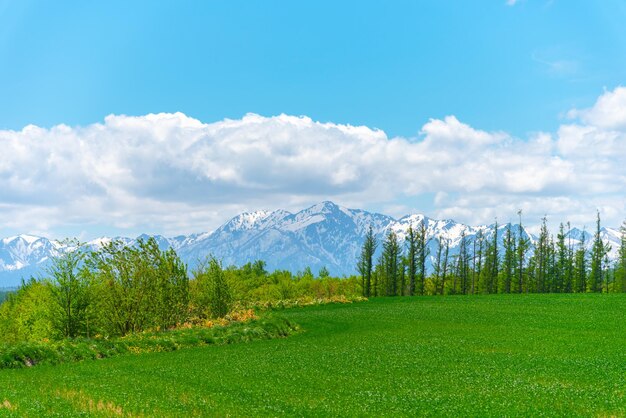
[1,202,623,287]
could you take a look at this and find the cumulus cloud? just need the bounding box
[1,87,626,238]
[567,86,626,130]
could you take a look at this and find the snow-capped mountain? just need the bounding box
[0,201,623,287]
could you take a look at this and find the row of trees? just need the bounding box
[0,239,228,342]
[0,239,359,343]
[358,212,626,296]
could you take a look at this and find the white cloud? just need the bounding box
[1,87,626,238]
[567,86,626,130]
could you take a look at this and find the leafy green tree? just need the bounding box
[47,240,91,338]
[318,266,330,279]
[0,279,55,343]
[88,237,189,336]
[193,256,232,318]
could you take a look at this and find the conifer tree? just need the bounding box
[490,220,499,293]
[406,226,418,296]
[564,222,575,293]
[357,226,377,297]
[456,230,470,294]
[589,212,610,292]
[472,230,484,294]
[441,239,450,295]
[416,221,429,296]
[501,225,515,293]
[516,210,530,293]
[574,230,588,293]
[433,238,443,295]
[380,230,401,296]
[533,216,550,293]
[616,221,626,293]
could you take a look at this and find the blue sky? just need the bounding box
[2,0,625,137]
[1,1,626,238]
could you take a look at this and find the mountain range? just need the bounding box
[0,201,622,287]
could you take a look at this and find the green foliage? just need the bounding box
[0,279,54,343]
[589,212,611,293]
[0,315,298,369]
[0,289,13,304]
[378,230,402,296]
[0,295,624,416]
[357,226,377,297]
[87,238,190,337]
[192,256,232,319]
[47,240,91,339]
[616,221,626,293]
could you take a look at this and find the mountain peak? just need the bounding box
[1,204,624,287]
[305,201,344,214]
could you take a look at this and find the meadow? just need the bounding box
[0,294,624,416]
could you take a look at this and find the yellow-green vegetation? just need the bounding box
[0,238,359,344]
[0,311,297,370]
[1,294,624,416]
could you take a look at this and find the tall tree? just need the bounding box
[433,237,443,295]
[589,212,610,292]
[555,223,569,293]
[416,221,429,296]
[574,230,588,293]
[533,216,550,293]
[616,221,626,293]
[564,222,575,293]
[501,225,515,294]
[193,256,232,318]
[472,229,484,294]
[380,230,402,296]
[516,210,530,293]
[47,240,90,339]
[441,239,450,295]
[456,230,470,294]
[357,226,377,298]
[406,226,418,296]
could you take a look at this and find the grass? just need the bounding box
[0,294,624,416]
[0,313,298,369]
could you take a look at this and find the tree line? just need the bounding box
[0,238,359,343]
[358,212,626,297]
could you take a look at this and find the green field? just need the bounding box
[1,294,625,416]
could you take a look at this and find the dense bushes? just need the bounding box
[0,238,359,344]
[85,239,190,337]
[0,315,298,369]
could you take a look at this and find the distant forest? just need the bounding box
[358,212,626,297]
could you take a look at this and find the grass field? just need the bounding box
[0,294,625,416]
